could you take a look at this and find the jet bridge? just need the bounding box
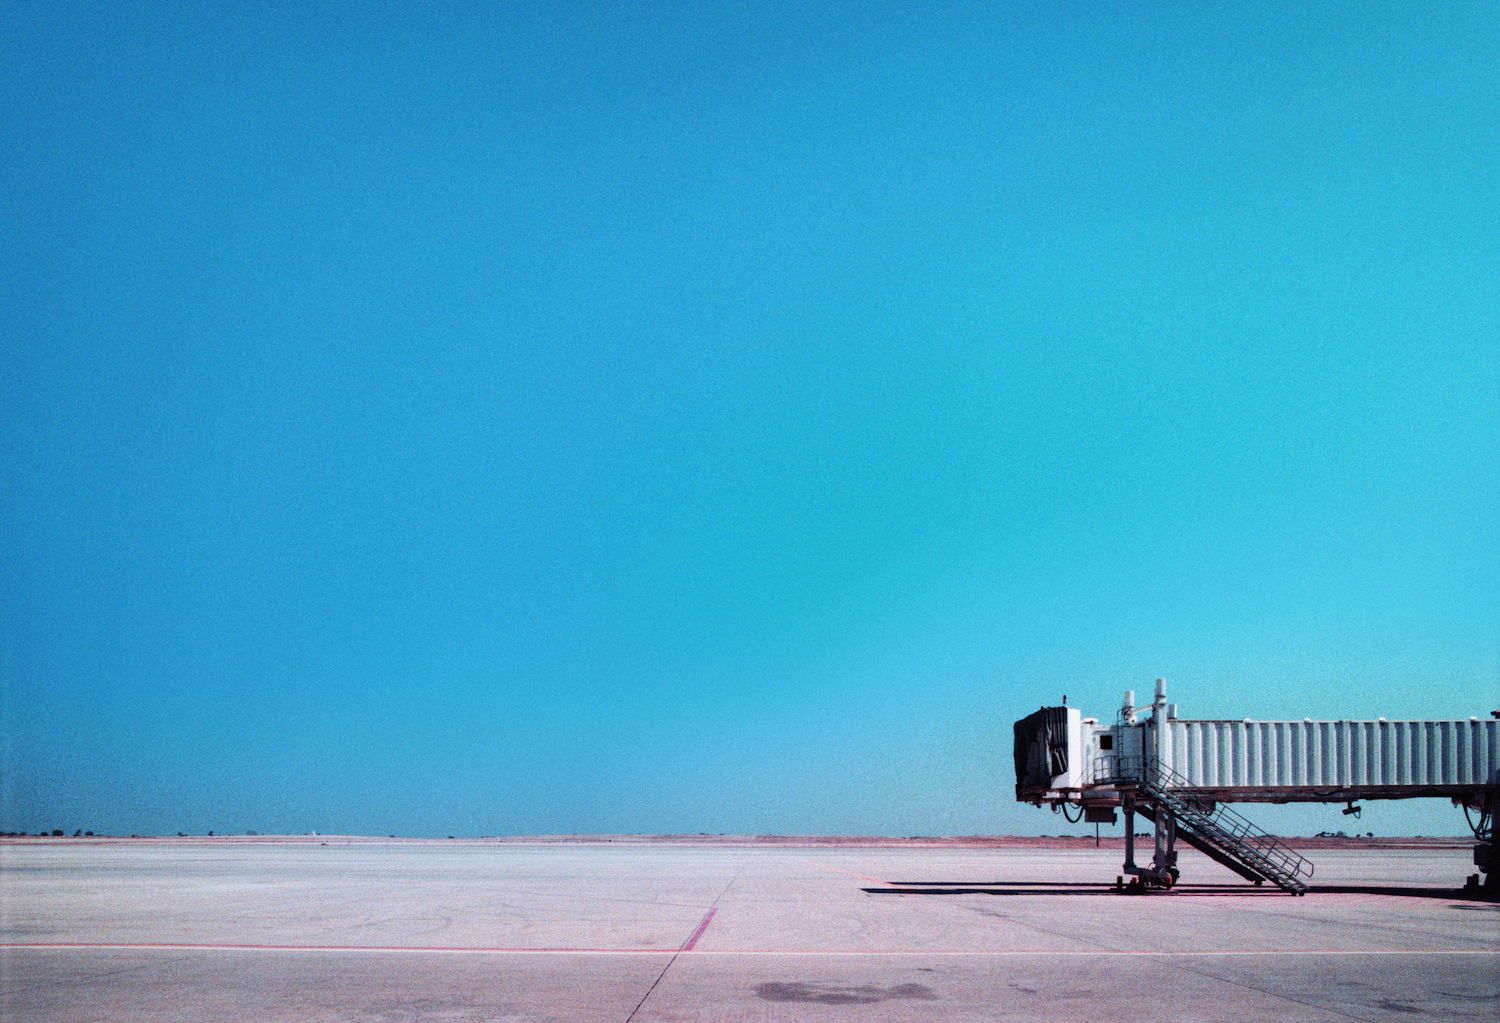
[1014,680,1499,894]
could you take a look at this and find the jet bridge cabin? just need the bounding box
[1013,680,1500,893]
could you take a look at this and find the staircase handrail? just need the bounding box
[1090,753,1314,884]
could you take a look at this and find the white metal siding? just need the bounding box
[1162,718,1500,789]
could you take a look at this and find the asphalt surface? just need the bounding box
[2,840,1496,1021]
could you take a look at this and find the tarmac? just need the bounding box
[2,838,1496,1021]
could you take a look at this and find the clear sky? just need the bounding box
[2,2,1496,839]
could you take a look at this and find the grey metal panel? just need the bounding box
[1160,718,1500,791]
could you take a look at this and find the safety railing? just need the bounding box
[1090,754,1145,787]
[1090,754,1313,892]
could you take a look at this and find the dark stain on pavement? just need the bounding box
[756,982,938,1005]
[362,999,547,1022]
[1373,1000,1431,1015]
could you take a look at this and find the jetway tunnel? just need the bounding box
[1014,680,1499,893]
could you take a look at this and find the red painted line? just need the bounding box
[0,942,643,954]
[680,908,716,950]
[2,943,1495,957]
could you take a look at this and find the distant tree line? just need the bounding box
[1,830,96,837]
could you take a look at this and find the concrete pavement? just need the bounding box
[2,840,1495,1021]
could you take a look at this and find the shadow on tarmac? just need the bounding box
[1307,884,1499,902]
[865,884,1281,897]
[863,880,1498,900]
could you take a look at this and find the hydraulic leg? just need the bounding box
[1152,808,1180,886]
[1121,794,1176,889]
[1466,794,1495,892]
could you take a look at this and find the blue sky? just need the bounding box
[2,2,1496,838]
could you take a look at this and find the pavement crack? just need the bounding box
[0,951,199,1000]
[621,863,744,1023]
[1150,957,1377,1022]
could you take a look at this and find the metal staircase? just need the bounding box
[1101,757,1314,894]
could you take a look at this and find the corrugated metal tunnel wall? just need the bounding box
[1154,718,1500,790]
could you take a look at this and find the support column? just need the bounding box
[1152,809,1179,886]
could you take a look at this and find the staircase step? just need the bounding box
[1140,771,1312,895]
